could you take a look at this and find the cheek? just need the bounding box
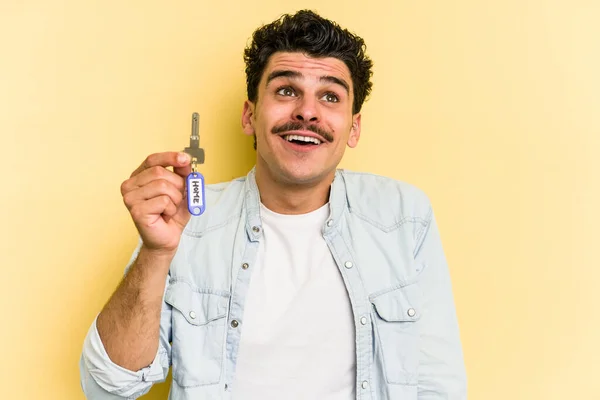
[328,112,353,137]
[257,101,292,131]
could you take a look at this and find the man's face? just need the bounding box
[242,52,361,187]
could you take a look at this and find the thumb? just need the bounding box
[173,161,192,178]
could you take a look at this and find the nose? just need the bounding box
[293,96,319,123]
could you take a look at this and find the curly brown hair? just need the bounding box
[244,10,374,115]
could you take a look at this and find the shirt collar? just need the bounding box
[242,167,347,241]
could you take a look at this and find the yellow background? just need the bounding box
[1,1,598,399]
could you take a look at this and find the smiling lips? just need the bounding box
[283,134,322,145]
[279,133,324,152]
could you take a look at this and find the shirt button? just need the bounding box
[326,219,333,227]
[242,263,249,270]
[407,308,416,317]
[344,261,353,269]
[360,316,368,325]
[231,320,239,328]
[252,226,260,233]
[189,311,196,319]
[361,380,369,389]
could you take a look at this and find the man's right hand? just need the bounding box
[120,152,193,255]
[95,152,192,371]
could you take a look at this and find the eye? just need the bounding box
[321,92,339,103]
[276,87,296,97]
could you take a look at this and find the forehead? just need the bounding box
[261,52,352,86]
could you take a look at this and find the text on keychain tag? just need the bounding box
[184,112,206,216]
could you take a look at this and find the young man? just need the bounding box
[80,9,467,400]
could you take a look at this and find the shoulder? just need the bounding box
[339,169,433,231]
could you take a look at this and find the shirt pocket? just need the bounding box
[370,281,422,385]
[164,280,229,387]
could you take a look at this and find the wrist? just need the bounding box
[138,245,177,267]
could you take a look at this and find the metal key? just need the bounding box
[183,112,205,172]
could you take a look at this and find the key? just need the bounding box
[183,112,206,216]
[184,112,205,171]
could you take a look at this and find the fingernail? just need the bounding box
[178,152,190,164]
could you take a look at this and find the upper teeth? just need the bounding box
[283,134,321,145]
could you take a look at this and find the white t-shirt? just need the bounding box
[231,203,356,399]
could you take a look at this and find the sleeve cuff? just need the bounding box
[81,315,167,398]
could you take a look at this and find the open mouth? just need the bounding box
[281,134,322,146]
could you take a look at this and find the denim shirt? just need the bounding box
[79,168,467,399]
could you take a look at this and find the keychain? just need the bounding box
[183,112,206,216]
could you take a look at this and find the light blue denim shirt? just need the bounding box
[80,167,467,399]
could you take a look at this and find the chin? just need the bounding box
[277,166,332,186]
[258,152,336,186]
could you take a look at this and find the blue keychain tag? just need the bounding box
[187,171,206,216]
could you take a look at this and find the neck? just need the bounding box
[254,164,334,215]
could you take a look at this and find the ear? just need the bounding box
[241,100,256,136]
[347,113,361,148]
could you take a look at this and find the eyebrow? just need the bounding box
[266,70,350,95]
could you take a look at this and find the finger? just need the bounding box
[121,167,185,196]
[123,180,184,210]
[173,193,194,222]
[130,195,177,224]
[130,152,191,178]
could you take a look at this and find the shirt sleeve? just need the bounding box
[79,241,173,399]
[79,315,170,399]
[414,205,468,399]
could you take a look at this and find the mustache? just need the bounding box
[271,121,334,143]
